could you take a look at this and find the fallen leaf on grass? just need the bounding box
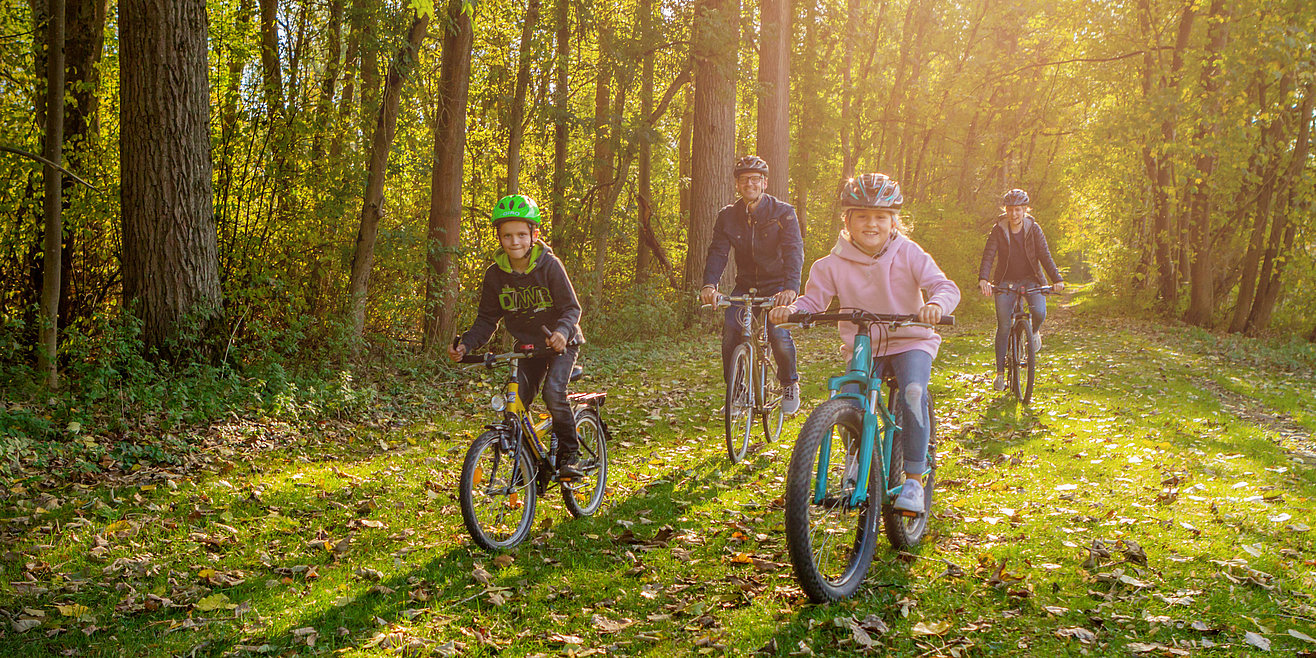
[472,565,493,585]
[1245,632,1271,651]
[11,618,42,633]
[492,554,514,568]
[1127,642,1189,655]
[194,594,237,612]
[911,620,951,636]
[1054,627,1096,644]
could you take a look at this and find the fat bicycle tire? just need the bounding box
[459,430,538,550]
[725,344,755,463]
[882,392,936,549]
[784,398,880,603]
[562,407,608,517]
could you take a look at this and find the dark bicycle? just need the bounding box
[703,291,787,463]
[993,284,1052,405]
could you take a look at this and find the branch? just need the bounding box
[0,145,102,192]
[974,47,1176,92]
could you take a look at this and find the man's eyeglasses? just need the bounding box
[737,175,766,185]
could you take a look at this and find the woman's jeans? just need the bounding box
[993,280,1047,371]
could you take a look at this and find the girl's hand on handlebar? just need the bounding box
[1054,281,1066,292]
[918,303,943,325]
[769,304,794,325]
[978,279,993,297]
[447,342,467,362]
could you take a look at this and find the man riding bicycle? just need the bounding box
[976,188,1065,391]
[699,155,805,415]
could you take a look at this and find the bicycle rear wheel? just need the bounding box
[1008,320,1026,399]
[459,431,538,550]
[563,407,608,517]
[725,344,755,463]
[1015,320,1036,405]
[882,392,936,549]
[759,350,785,443]
[784,398,880,603]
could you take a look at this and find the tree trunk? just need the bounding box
[635,0,653,282]
[423,0,473,352]
[1182,0,1229,327]
[839,0,857,178]
[550,0,570,248]
[257,0,283,118]
[505,0,540,195]
[1151,0,1195,305]
[120,0,223,356]
[588,21,615,307]
[756,0,789,201]
[38,0,65,388]
[345,13,429,346]
[685,0,737,292]
[310,0,343,161]
[1228,76,1289,333]
[679,87,692,275]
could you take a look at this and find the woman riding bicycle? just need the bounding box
[769,173,960,512]
[976,189,1065,392]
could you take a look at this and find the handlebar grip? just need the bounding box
[459,354,487,364]
[786,312,811,324]
[938,315,955,326]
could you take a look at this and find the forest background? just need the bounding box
[1,0,1314,470]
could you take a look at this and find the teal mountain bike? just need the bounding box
[780,309,953,602]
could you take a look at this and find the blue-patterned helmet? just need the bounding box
[1003,189,1030,206]
[733,155,770,177]
[839,173,902,209]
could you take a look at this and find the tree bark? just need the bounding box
[423,0,474,352]
[38,0,65,388]
[120,0,224,356]
[1228,75,1289,333]
[685,0,737,291]
[310,0,343,161]
[550,0,570,248]
[1182,0,1229,327]
[756,0,789,201]
[1150,0,1195,305]
[505,0,540,195]
[257,0,283,118]
[588,21,615,307]
[346,12,429,346]
[636,0,653,281]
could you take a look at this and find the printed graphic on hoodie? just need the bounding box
[499,285,554,313]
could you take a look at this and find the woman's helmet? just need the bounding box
[492,194,542,227]
[733,155,770,177]
[839,173,903,209]
[1003,189,1030,206]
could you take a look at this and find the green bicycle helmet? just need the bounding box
[492,194,542,227]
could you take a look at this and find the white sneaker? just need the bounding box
[782,383,801,415]
[992,374,1006,391]
[1032,332,1042,353]
[893,479,924,513]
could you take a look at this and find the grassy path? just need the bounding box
[3,302,1316,656]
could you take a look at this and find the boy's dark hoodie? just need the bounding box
[458,240,584,353]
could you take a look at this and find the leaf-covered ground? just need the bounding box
[3,299,1316,657]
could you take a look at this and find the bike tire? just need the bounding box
[759,350,785,443]
[1009,320,1026,400]
[882,392,936,549]
[562,407,608,517]
[784,398,880,603]
[1021,322,1036,405]
[459,430,538,551]
[725,344,755,463]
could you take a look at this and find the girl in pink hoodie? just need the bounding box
[769,173,960,512]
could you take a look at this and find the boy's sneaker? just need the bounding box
[783,383,801,415]
[893,479,924,513]
[557,454,584,481]
[992,374,1006,391]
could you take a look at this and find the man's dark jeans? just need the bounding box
[722,300,797,386]
[518,344,579,460]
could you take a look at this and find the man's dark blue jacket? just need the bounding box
[701,194,804,294]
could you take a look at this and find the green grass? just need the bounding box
[3,298,1316,656]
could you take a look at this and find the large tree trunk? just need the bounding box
[505,0,540,195]
[635,0,653,282]
[257,0,282,118]
[38,0,65,388]
[588,21,614,307]
[1228,76,1290,333]
[120,0,223,356]
[756,0,789,201]
[1151,0,1195,305]
[310,0,343,161]
[1182,0,1229,327]
[684,0,737,291]
[423,0,474,352]
[550,0,569,248]
[345,13,429,346]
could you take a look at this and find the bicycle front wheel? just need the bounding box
[1015,320,1036,405]
[459,431,538,550]
[725,344,755,463]
[1008,320,1025,399]
[883,392,936,549]
[759,350,785,443]
[563,407,608,517]
[784,398,880,603]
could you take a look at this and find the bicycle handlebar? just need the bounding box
[700,294,778,311]
[782,309,955,329]
[458,347,562,368]
[992,284,1053,295]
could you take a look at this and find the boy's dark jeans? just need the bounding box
[722,295,797,386]
[518,344,579,461]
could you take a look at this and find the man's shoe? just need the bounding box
[992,374,1006,391]
[782,383,801,415]
[893,479,925,513]
[1031,332,1042,353]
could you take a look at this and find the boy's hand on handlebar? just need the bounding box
[978,279,993,297]
[546,330,568,353]
[447,342,467,362]
[769,304,795,325]
[774,289,798,306]
[699,285,721,306]
[918,303,943,325]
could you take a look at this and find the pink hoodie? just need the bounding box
[791,232,961,358]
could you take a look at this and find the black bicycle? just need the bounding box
[993,284,1052,405]
[703,291,787,463]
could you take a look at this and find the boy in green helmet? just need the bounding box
[447,194,586,479]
